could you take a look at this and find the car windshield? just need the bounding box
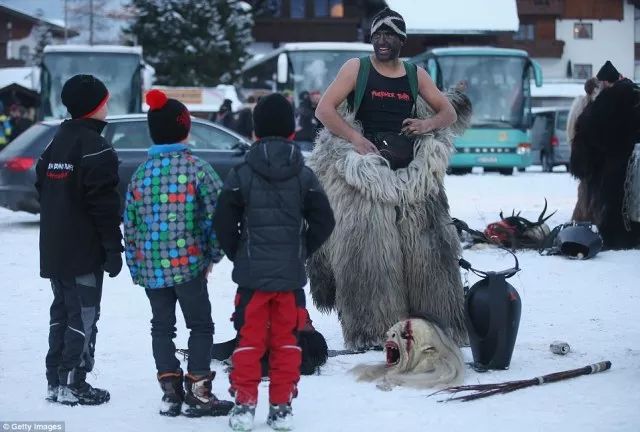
[437,55,528,128]
[42,52,140,119]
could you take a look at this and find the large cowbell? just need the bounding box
[460,251,522,372]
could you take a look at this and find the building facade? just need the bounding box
[502,0,636,80]
[0,5,75,68]
[250,0,638,80]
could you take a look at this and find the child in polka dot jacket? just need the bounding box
[123,90,234,418]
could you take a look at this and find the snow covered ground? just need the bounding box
[1,170,639,432]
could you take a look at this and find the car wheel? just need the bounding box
[541,152,553,173]
[499,168,514,176]
[517,167,525,173]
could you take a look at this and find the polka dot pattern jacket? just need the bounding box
[123,144,224,289]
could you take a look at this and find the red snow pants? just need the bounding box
[230,288,306,405]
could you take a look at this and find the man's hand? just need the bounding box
[401,118,435,136]
[351,135,379,155]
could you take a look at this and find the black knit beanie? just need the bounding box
[61,74,109,119]
[146,90,191,144]
[253,93,295,139]
[371,7,407,41]
[596,61,620,83]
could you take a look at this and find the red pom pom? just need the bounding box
[146,89,168,110]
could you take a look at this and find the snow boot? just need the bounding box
[46,384,59,402]
[57,370,110,406]
[228,403,256,431]
[182,372,234,417]
[46,368,58,402]
[158,370,184,417]
[267,403,293,431]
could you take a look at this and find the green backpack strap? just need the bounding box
[353,56,371,113]
[403,61,418,115]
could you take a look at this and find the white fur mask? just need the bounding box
[351,318,464,391]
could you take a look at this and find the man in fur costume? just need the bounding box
[309,7,471,350]
[570,61,640,249]
[567,78,600,222]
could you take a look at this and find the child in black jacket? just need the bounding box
[214,94,335,431]
[36,74,123,406]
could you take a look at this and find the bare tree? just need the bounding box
[65,0,129,45]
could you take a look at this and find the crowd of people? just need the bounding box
[210,91,323,148]
[0,101,34,151]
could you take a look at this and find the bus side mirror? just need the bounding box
[277,53,288,84]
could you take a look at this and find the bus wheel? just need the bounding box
[517,167,525,173]
[449,168,472,175]
[499,168,514,176]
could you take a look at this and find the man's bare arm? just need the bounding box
[401,67,457,136]
[315,58,378,154]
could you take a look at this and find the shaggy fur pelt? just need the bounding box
[570,79,640,249]
[567,94,597,222]
[350,316,464,391]
[307,91,470,349]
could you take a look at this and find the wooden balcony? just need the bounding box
[497,39,565,58]
[517,0,565,16]
[253,18,361,43]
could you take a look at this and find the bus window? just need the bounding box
[437,55,528,128]
[288,50,367,99]
[240,56,279,94]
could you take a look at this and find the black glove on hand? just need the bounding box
[103,244,123,278]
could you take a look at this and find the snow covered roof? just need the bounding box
[385,0,519,34]
[0,4,73,33]
[44,45,143,55]
[0,67,37,90]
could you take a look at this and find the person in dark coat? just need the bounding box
[212,98,235,130]
[570,61,640,249]
[35,74,123,406]
[234,96,256,139]
[214,93,335,431]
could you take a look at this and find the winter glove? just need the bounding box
[103,243,124,278]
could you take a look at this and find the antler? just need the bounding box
[537,198,557,225]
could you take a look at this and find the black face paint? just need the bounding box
[371,30,402,62]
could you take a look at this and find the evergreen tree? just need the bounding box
[124,0,254,86]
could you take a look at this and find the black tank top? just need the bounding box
[350,66,415,135]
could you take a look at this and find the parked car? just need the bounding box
[0,114,252,214]
[530,107,570,172]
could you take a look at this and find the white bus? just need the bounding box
[238,42,373,105]
[39,45,153,120]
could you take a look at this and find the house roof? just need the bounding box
[0,66,37,90]
[0,4,78,37]
[385,0,519,35]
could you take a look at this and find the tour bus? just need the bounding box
[39,45,152,120]
[410,47,543,174]
[238,42,373,106]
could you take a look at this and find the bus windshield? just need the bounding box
[437,56,529,129]
[42,52,141,119]
[288,50,370,96]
